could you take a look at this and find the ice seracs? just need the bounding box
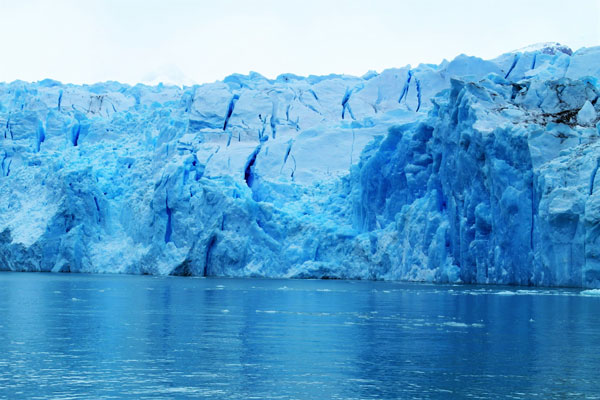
[0,44,599,287]
[577,101,597,126]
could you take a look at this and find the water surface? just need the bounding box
[1,272,599,399]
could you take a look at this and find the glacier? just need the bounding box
[0,42,599,287]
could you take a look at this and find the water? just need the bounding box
[1,273,599,399]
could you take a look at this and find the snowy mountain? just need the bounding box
[0,44,599,287]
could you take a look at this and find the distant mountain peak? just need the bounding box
[141,64,197,87]
[513,42,573,56]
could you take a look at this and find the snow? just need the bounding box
[0,43,599,287]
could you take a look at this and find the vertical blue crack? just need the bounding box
[504,53,520,79]
[57,90,63,111]
[71,122,81,146]
[164,194,173,243]
[530,180,536,250]
[342,87,355,120]
[223,94,240,131]
[415,78,422,112]
[244,145,262,188]
[398,70,413,103]
[280,140,294,173]
[1,152,11,177]
[270,100,278,139]
[35,120,45,152]
[204,235,217,276]
[590,157,600,195]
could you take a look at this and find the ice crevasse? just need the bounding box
[0,43,599,287]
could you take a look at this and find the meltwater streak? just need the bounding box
[0,272,599,399]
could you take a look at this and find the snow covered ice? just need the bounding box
[0,43,599,287]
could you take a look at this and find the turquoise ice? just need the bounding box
[0,43,599,287]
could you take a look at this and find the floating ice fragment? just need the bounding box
[581,289,600,296]
[443,322,469,328]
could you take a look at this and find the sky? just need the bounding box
[0,0,598,85]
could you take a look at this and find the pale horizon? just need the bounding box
[1,0,599,86]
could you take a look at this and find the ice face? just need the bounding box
[0,44,598,287]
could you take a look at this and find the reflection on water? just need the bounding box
[0,272,599,399]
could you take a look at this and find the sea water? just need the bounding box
[1,272,599,399]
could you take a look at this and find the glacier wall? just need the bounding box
[0,43,599,287]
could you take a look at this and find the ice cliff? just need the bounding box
[1,43,599,287]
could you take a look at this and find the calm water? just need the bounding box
[1,273,599,399]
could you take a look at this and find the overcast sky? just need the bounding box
[1,0,598,85]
